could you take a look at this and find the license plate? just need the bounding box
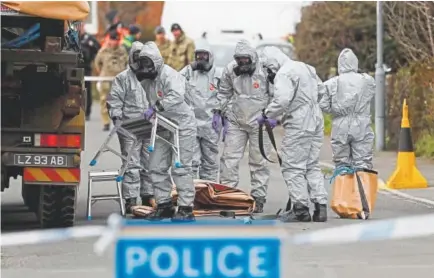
[14,154,67,167]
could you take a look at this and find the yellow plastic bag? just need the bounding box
[331,169,378,220]
[2,1,90,21]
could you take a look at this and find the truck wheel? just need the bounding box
[22,184,41,212]
[38,186,77,228]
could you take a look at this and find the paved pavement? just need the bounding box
[1,106,434,278]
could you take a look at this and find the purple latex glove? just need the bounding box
[256,115,267,125]
[256,115,278,129]
[267,119,278,129]
[144,107,155,121]
[212,113,222,134]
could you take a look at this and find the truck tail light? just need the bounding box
[34,134,81,148]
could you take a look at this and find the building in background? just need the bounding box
[84,1,164,42]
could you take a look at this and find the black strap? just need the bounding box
[247,209,282,221]
[259,120,282,166]
[221,115,227,143]
[355,172,370,219]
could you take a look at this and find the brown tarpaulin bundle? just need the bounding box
[132,180,255,218]
[2,1,90,21]
[331,169,378,220]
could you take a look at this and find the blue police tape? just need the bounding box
[1,225,106,247]
[2,213,434,248]
[292,213,434,245]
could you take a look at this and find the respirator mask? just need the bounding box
[135,56,158,81]
[233,55,255,76]
[265,67,276,84]
[191,51,212,72]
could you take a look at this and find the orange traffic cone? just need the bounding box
[386,99,428,189]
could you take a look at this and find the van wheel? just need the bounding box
[38,186,77,228]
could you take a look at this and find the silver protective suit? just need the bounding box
[320,48,375,169]
[217,39,272,200]
[261,46,328,206]
[106,42,152,199]
[180,40,220,181]
[139,42,197,207]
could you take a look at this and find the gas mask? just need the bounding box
[233,55,255,76]
[191,51,212,72]
[129,50,141,72]
[135,56,158,81]
[266,67,276,84]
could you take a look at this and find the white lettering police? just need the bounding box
[125,245,268,277]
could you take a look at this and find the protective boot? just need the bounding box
[146,202,175,221]
[253,197,266,213]
[141,195,156,208]
[278,203,312,223]
[124,198,137,214]
[312,203,327,222]
[172,206,196,222]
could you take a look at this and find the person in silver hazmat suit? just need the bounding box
[257,46,328,222]
[106,42,153,214]
[137,42,197,222]
[319,48,375,169]
[216,39,272,213]
[180,39,220,181]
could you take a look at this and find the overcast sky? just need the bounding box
[161,1,311,40]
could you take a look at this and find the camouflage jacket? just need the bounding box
[167,33,195,71]
[155,40,172,65]
[94,46,128,77]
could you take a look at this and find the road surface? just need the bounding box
[2,104,434,278]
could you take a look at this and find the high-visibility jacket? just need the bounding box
[100,24,129,48]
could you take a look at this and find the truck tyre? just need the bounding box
[22,184,41,212]
[38,185,77,228]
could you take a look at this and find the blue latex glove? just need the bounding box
[222,118,229,142]
[212,112,222,134]
[144,107,155,121]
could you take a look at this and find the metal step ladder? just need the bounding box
[87,114,182,219]
[87,170,124,220]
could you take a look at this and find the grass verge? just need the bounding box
[415,132,434,159]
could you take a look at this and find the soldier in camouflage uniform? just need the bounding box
[167,23,195,71]
[154,26,171,65]
[94,31,128,131]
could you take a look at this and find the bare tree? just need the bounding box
[385,1,434,62]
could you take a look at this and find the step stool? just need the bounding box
[89,115,183,182]
[87,170,125,220]
[148,114,182,168]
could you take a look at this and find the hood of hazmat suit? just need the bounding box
[139,41,196,133]
[106,42,149,120]
[180,39,220,137]
[263,46,324,130]
[319,48,375,169]
[217,39,271,126]
[262,46,327,208]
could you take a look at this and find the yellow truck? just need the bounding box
[1,1,89,228]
